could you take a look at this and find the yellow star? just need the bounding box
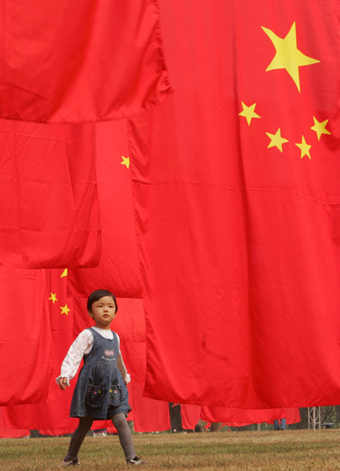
[238,102,261,125]
[48,293,57,303]
[266,128,289,152]
[60,269,68,278]
[262,22,319,92]
[311,117,331,140]
[60,304,70,316]
[295,136,311,159]
[121,156,130,169]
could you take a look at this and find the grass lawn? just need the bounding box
[1,430,340,470]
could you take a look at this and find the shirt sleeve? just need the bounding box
[116,333,131,384]
[56,330,93,386]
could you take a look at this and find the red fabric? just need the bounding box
[38,430,73,436]
[181,404,201,430]
[128,0,340,408]
[0,0,171,122]
[267,408,301,426]
[181,405,300,428]
[0,268,57,406]
[130,382,170,432]
[2,269,76,430]
[0,409,29,438]
[68,121,141,298]
[0,121,100,269]
[201,406,300,427]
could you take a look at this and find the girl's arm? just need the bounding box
[116,333,131,385]
[56,330,93,389]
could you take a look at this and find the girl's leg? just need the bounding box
[111,412,136,461]
[64,416,94,461]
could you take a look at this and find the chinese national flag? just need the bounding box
[2,269,77,432]
[68,120,141,298]
[0,0,171,122]
[0,267,56,406]
[128,0,340,408]
[0,121,100,269]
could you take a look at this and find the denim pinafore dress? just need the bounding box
[70,328,129,419]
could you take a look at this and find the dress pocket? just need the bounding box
[86,380,107,408]
[109,385,122,407]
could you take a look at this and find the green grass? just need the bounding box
[1,430,340,470]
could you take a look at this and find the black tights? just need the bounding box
[64,413,136,462]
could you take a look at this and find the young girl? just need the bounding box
[57,289,146,467]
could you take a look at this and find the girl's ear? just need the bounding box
[88,311,93,318]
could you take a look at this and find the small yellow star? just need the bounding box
[311,117,331,140]
[60,269,68,278]
[48,293,57,303]
[238,102,261,125]
[121,156,130,169]
[266,128,289,152]
[295,136,311,159]
[262,22,319,92]
[60,305,70,316]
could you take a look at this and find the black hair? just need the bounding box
[87,289,118,313]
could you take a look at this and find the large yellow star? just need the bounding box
[121,156,130,169]
[311,117,331,140]
[262,22,319,92]
[60,269,68,278]
[238,102,261,125]
[49,293,57,303]
[295,136,311,159]
[266,128,288,152]
[60,304,70,316]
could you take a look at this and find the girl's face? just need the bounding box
[89,296,116,329]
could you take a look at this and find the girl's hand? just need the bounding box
[58,377,68,390]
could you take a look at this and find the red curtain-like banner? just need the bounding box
[2,0,340,423]
[128,0,340,408]
[68,121,141,299]
[0,0,171,122]
[0,268,57,406]
[0,121,100,269]
[0,0,168,417]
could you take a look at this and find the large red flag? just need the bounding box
[2,269,77,431]
[0,0,171,122]
[0,121,100,269]
[0,268,57,405]
[68,120,141,298]
[128,0,340,408]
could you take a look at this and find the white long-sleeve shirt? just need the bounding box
[56,327,131,386]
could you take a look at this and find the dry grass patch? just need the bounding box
[1,430,340,470]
